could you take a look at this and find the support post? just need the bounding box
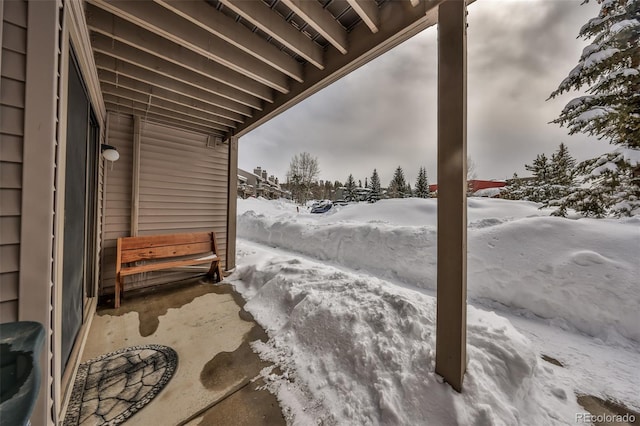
[436,0,467,393]
[130,115,141,236]
[20,1,61,423]
[225,136,239,272]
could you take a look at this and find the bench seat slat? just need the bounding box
[120,254,218,276]
[121,241,213,263]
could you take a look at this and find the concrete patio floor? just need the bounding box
[78,278,285,425]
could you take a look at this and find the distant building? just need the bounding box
[429,180,507,197]
[238,167,290,199]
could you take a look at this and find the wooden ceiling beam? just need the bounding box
[92,35,264,110]
[103,97,229,132]
[87,0,290,93]
[98,74,245,123]
[346,0,380,33]
[101,84,238,128]
[105,104,226,136]
[280,0,349,54]
[218,0,324,69]
[94,54,259,116]
[155,0,303,82]
[86,6,274,102]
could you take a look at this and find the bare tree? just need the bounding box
[287,152,319,204]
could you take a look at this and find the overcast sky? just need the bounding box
[238,0,610,186]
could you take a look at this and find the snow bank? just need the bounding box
[237,198,640,343]
[471,187,503,197]
[230,249,581,425]
[470,216,640,343]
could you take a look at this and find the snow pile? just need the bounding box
[471,187,503,197]
[470,216,640,343]
[231,248,580,426]
[237,198,640,343]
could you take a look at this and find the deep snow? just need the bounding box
[237,198,639,343]
[230,197,639,425]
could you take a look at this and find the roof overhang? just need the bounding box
[84,0,452,139]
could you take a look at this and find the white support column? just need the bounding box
[436,0,467,393]
[225,136,239,272]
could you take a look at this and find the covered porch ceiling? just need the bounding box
[84,0,446,139]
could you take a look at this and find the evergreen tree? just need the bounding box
[547,143,578,215]
[503,144,577,211]
[550,143,577,187]
[548,0,640,217]
[523,153,553,202]
[358,179,362,188]
[364,177,369,188]
[415,166,430,198]
[369,169,381,202]
[345,174,357,202]
[502,173,525,200]
[406,183,413,197]
[388,166,407,198]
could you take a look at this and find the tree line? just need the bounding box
[283,153,432,204]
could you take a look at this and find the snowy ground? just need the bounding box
[228,197,640,425]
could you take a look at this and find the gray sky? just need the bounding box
[239,0,611,186]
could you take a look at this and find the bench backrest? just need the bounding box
[118,232,216,264]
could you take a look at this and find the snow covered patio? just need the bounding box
[77,279,285,425]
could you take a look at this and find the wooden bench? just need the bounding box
[115,231,223,308]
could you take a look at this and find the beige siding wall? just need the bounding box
[100,114,229,295]
[100,112,134,295]
[0,0,27,323]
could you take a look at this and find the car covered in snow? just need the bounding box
[310,200,333,213]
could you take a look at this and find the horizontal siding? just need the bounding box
[134,119,227,291]
[0,216,20,243]
[1,0,26,321]
[0,189,21,215]
[2,1,27,28]
[0,134,23,162]
[1,105,24,136]
[0,300,18,323]
[1,162,21,188]
[100,112,133,295]
[0,272,19,303]
[1,78,25,108]
[100,119,228,295]
[0,244,19,273]
[1,49,26,81]
[2,21,27,53]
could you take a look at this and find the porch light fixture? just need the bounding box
[101,144,119,162]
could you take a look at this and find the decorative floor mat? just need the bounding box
[63,345,178,426]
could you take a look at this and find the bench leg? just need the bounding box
[217,262,224,282]
[207,260,223,283]
[115,274,121,308]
